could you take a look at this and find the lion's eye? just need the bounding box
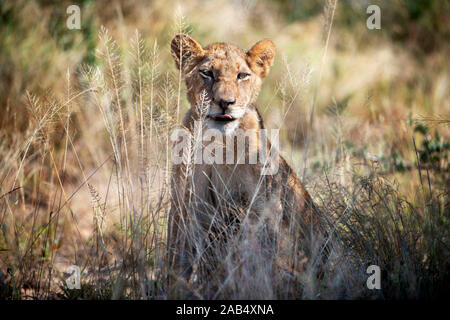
[237,73,250,80]
[200,70,213,80]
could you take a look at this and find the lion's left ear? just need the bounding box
[246,39,276,78]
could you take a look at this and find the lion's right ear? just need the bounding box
[171,34,204,71]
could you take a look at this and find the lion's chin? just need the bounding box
[205,117,240,135]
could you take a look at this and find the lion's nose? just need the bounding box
[218,98,236,110]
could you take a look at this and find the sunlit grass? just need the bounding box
[0,0,448,299]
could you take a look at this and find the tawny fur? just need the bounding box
[167,34,322,297]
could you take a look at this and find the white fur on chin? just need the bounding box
[205,118,240,135]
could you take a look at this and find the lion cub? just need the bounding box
[167,34,322,296]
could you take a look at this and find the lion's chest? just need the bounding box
[208,164,259,203]
[201,163,282,217]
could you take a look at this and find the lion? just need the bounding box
[166,34,325,298]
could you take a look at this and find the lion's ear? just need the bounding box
[171,34,204,71]
[246,39,276,78]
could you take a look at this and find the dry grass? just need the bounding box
[0,0,448,299]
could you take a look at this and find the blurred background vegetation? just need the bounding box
[0,0,448,299]
[1,0,448,179]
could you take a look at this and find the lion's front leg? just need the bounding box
[167,163,213,297]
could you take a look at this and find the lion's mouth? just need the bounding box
[208,113,236,122]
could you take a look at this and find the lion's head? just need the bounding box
[171,34,275,134]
